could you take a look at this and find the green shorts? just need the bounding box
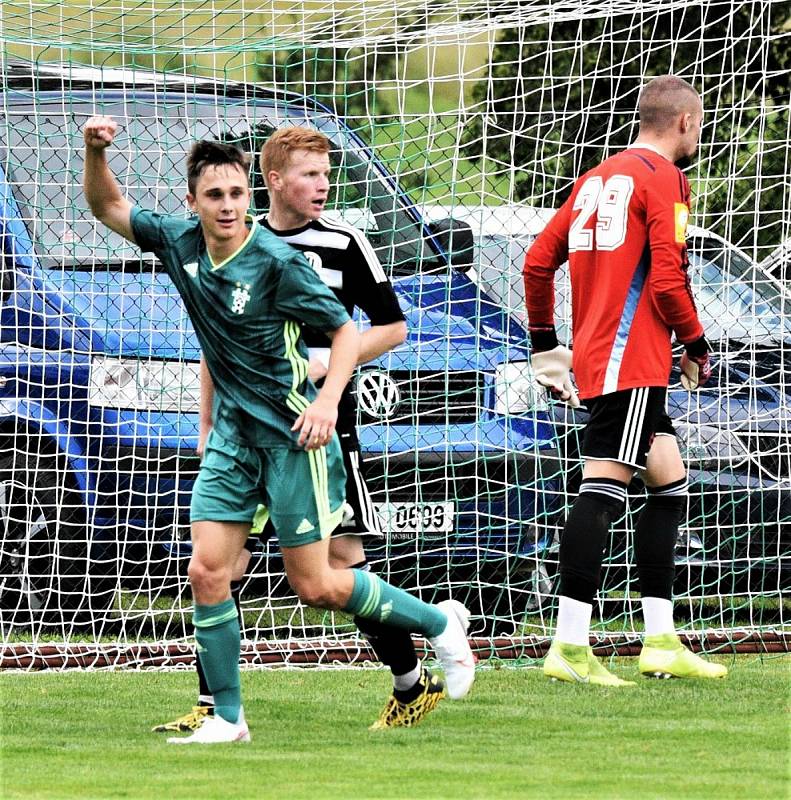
[190,430,346,547]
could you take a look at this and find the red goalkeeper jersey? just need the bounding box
[523,146,704,400]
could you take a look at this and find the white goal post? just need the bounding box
[0,0,788,669]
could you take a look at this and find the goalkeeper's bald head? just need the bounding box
[638,75,700,134]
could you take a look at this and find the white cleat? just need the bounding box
[167,709,250,745]
[429,599,476,700]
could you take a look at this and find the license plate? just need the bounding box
[373,501,455,537]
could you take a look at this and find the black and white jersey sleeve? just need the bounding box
[317,217,405,328]
[261,216,404,346]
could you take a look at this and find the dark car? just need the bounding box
[421,204,791,612]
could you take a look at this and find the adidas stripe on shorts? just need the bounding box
[190,429,347,547]
[581,386,675,470]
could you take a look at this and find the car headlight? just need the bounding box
[674,421,749,468]
[494,360,548,415]
[89,357,201,413]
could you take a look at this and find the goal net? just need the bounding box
[0,0,788,669]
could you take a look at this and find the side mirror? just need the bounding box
[429,218,475,273]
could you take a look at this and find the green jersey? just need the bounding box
[130,207,351,448]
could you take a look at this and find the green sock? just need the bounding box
[193,599,241,724]
[343,569,447,638]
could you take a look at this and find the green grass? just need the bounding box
[2,656,789,800]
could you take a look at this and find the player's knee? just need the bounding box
[188,557,229,599]
[290,575,341,610]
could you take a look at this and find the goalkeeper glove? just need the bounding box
[531,345,580,408]
[679,335,711,390]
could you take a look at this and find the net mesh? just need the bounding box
[0,0,788,670]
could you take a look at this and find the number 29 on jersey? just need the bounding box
[568,174,634,253]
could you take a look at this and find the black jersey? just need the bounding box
[261,216,405,437]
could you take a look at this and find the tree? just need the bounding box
[461,3,790,261]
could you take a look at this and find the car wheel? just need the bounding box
[0,446,114,629]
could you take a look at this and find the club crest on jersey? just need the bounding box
[674,203,690,243]
[182,261,198,278]
[231,282,251,315]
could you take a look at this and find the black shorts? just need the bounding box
[581,387,676,470]
[249,430,381,546]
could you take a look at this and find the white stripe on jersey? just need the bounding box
[274,228,350,251]
[317,216,388,283]
[314,266,344,289]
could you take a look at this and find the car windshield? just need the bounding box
[0,94,436,274]
[686,235,791,341]
[473,229,790,344]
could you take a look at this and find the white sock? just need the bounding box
[555,596,592,646]
[393,662,421,692]
[641,597,675,636]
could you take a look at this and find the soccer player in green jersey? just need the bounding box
[83,115,475,744]
[153,126,444,734]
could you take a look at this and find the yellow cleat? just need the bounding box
[639,634,728,679]
[152,705,212,733]
[369,668,445,730]
[544,642,636,687]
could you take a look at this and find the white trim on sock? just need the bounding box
[556,596,592,646]
[393,662,422,692]
[641,597,675,636]
[198,694,214,706]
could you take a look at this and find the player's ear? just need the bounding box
[186,193,197,212]
[267,170,282,192]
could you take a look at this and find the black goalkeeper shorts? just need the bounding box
[581,386,676,470]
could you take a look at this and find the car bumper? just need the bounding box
[95,444,561,562]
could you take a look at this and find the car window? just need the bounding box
[687,236,791,341]
[471,222,787,345]
[0,96,437,275]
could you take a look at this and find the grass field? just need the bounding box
[2,655,789,800]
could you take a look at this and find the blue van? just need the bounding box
[0,62,558,633]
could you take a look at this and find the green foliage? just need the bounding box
[2,659,789,799]
[461,4,790,250]
[256,46,399,125]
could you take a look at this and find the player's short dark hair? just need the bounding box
[638,75,700,133]
[186,140,251,194]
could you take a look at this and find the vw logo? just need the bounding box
[356,371,401,420]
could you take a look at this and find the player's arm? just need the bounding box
[198,355,214,457]
[523,199,571,348]
[82,116,135,243]
[644,171,710,388]
[309,319,406,381]
[522,199,579,406]
[293,320,360,449]
[276,253,359,449]
[359,320,407,364]
[348,236,407,363]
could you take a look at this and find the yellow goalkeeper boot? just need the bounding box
[151,705,212,733]
[369,668,445,730]
[544,642,635,687]
[639,633,728,679]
